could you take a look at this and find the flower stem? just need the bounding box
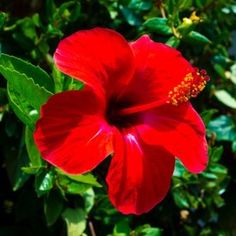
[156,0,166,18]
[89,221,96,236]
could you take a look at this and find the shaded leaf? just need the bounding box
[25,126,43,167]
[44,189,64,226]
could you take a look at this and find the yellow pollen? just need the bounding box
[167,68,209,106]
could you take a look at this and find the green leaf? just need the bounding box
[185,31,211,44]
[143,17,172,35]
[1,68,52,127]
[57,174,92,195]
[165,36,180,48]
[140,228,162,236]
[22,166,42,174]
[62,208,86,236]
[201,109,218,125]
[214,90,236,109]
[120,7,141,26]
[18,17,37,40]
[177,0,192,10]
[113,219,130,236]
[0,12,7,29]
[209,146,223,162]
[25,126,43,167]
[232,141,236,152]
[5,147,30,191]
[82,188,95,213]
[44,189,64,226]
[56,169,102,187]
[0,53,54,92]
[208,115,236,141]
[35,170,54,197]
[173,159,185,177]
[172,190,190,208]
[213,63,227,79]
[230,64,236,85]
[135,224,162,236]
[209,163,228,176]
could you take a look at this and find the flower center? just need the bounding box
[106,99,134,127]
[167,68,210,106]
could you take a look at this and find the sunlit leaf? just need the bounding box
[62,208,86,236]
[143,17,172,35]
[215,90,236,109]
[0,53,54,92]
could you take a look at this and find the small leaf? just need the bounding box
[185,31,211,44]
[209,146,224,163]
[230,64,236,84]
[209,163,228,176]
[57,174,91,195]
[140,228,162,236]
[165,36,180,48]
[44,189,64,226]
[35,170,54,197]
[214,90,236,109]
[143,17,172,35]
[213,63,227,79]
[62,208,86,236]
[21,166,41,174]
[135,224,162,236]
[0,12,7,29]
[172,190,190,208]
[56,169,102,187]
[82,188,95,213]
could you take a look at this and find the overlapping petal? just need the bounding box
[34,88,113,174]
[106,128,175,215]
[118,35,194,107]
[54,28,134,99]
[136,103,208,173]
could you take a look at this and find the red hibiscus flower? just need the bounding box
[34,28,209,215]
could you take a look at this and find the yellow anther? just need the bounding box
[167,68,209,106]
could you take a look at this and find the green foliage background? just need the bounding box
[0,0,236,235]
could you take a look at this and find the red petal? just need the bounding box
[34,88,113,174]
[54,28,134,99]
[119,35,193,106]
[106,128,175,215]
[136,103,208,173]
